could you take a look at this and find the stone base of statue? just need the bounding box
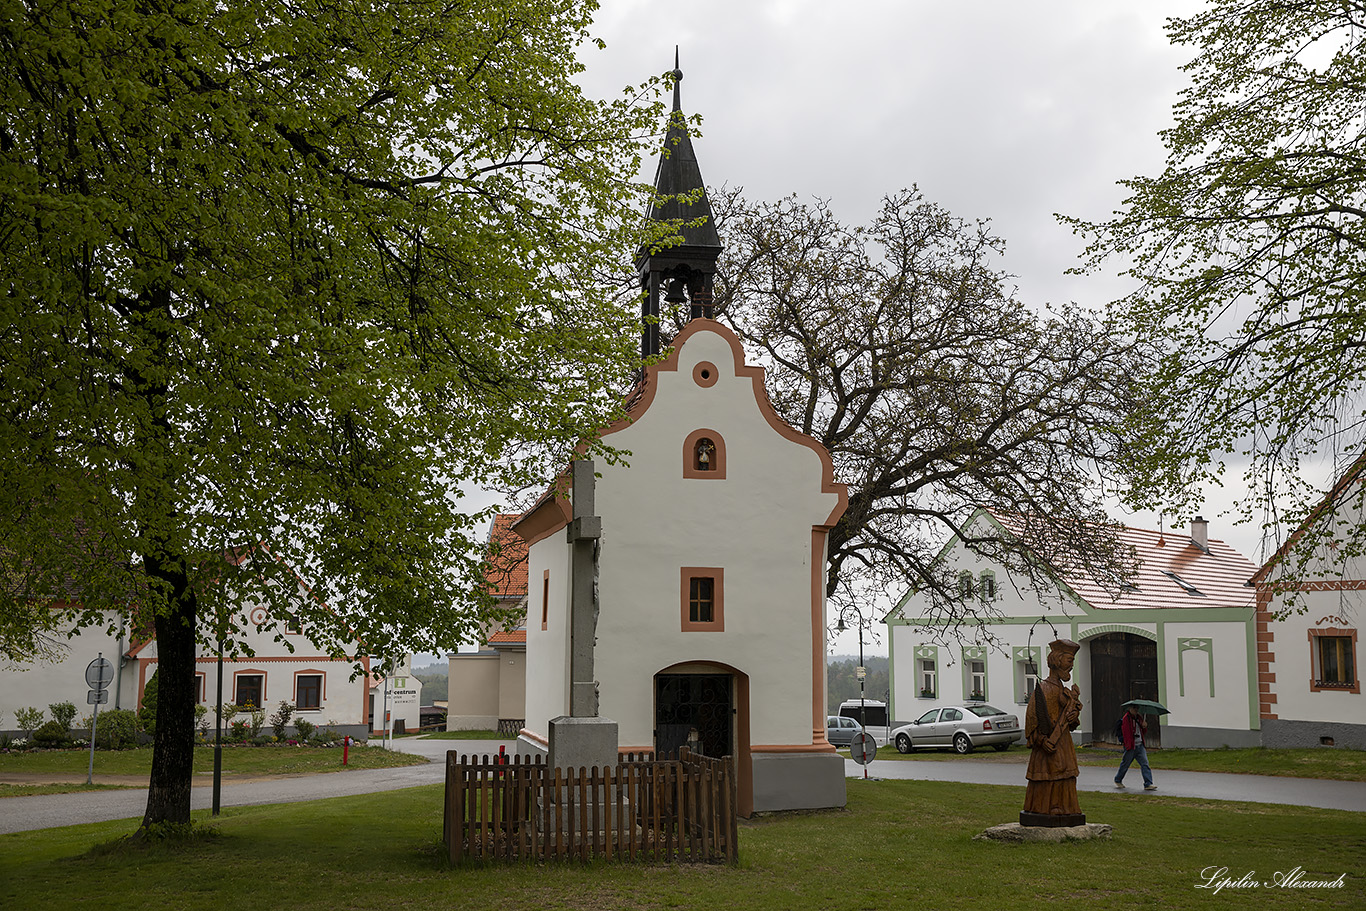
[1019,810,1086,827]
[977,822,1111,843]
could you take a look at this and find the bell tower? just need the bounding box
[636,51,723,359]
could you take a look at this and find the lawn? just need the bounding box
[0,779,1360,910]
[860,744,1366,781]
[0,742,426,787]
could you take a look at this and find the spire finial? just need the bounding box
[672,46,682,112]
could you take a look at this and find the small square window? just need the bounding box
[1311,631,1358,692]
[236,674,264,710]
[680,568,724,631]
[296,674,322,710]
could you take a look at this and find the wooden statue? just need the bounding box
[1020,638,1085,827]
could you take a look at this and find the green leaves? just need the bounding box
[0,0,661,703]
[1071,0,1366,564]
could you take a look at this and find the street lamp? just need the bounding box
[836,609,868,736]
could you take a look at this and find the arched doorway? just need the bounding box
[1088,632,1161,747]
[654,662,752,817]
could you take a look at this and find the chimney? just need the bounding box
[1190,516,1209,553]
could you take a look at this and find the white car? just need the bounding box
[891,704,1021,754]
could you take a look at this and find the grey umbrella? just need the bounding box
[1122,698,1170,715]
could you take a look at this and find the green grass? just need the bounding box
[1,780,1361,910]
[0,782,132,798]
[858,743,1366,781]
[0,742,426,781]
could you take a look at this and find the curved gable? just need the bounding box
[610,319,847,529]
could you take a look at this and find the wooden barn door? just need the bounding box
[1089,633,1161,747]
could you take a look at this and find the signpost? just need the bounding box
[85,654,114,785]
[850,731,877,766]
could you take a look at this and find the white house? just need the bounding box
[1251,454,1366,748]
[886,510,1263,749]
[514,318,848,816]
[447,513,528,735]
[2,549,403,741]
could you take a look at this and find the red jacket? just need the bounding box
[1121,712,1147,751]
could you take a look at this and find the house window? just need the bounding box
[969,660,986,701]
[195,673,206,703]
[1019,662,1038,703]
[920,659,936,697]
[235,674,264,710]
[682,429,727,479]
[979,572,996,601]
[296,674,323,710]
[680,567,724,631]
[690,578,714,622]
[958,572,974,599]
[1310,629,1358,692]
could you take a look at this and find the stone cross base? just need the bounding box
[547,716,619,775]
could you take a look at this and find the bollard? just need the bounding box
[343,736,350,766]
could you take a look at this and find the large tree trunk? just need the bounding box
[140,559,198,828]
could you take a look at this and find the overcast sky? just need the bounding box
[566,2,1253,656]
[438,1,1282,662]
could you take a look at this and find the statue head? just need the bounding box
[1046,639,1081,680]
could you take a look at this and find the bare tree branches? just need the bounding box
[683,188,1145,633]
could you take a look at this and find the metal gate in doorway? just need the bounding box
[655,674,733,759]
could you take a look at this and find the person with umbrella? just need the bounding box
[1115,699,1165,790]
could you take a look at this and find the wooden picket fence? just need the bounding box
[443,747,737,864]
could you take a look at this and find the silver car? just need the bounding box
[826,715,864,747]
[891,704,1021,754]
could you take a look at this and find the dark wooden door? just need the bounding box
[1089,633,1161,747]
[655,674,733,758]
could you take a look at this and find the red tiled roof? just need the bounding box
[488,629,526,645]
[1066,525,1257,610]
[484,513,528,600]
[991,512,1258,611]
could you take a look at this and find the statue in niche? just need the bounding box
[1020,638,1085,827]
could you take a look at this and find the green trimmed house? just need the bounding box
[885,510,1262,748]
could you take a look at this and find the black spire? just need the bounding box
[637,49,722,358]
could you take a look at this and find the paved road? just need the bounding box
[844,756,1366,813]
[5,738,1364,835]
[0,737,500,835]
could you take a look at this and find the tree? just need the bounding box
[690,188,1145,635]
[1068,1,1366,566]
[0,0,665,830]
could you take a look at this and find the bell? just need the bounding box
[665,277,688,305]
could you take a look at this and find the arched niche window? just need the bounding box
[682,429,726,479]
[694,438,716,471]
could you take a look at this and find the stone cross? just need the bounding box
[567,459,601,717]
